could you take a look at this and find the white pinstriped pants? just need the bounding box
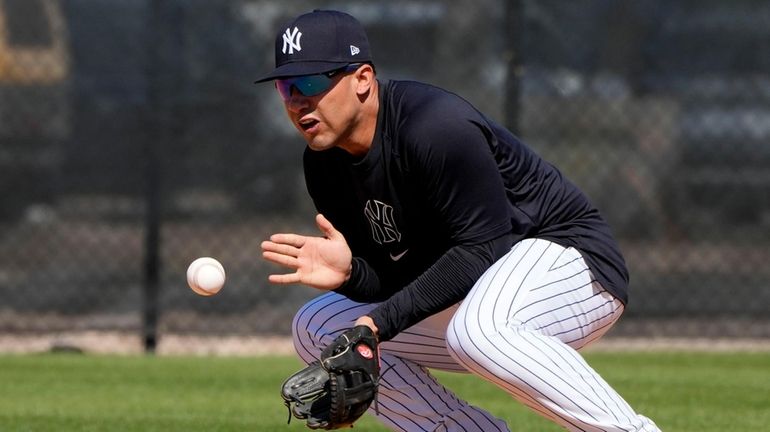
[292,239,660,431]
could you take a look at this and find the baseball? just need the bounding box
[186,257,226,296]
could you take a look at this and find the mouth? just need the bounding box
[298,118,320,133]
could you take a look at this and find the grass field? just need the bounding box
[0,351,768,431]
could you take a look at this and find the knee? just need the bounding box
[291,301,326,364]
[290,293,365,363]
[445,313,532,371]
[291,300,315,341]
[445,313,487,368]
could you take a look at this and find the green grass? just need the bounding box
[0,351,768,431]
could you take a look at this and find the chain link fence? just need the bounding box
[1,0,769,354]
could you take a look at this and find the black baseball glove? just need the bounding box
[281,325,380,430]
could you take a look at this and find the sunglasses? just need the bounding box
[275,64,362,100]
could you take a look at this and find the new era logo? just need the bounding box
[350,45,360,56]
[282,27,302,54]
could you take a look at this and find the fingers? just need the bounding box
[261,239,301,258]
[267,233,306,248]
[316,213,343,241]
[261,250,299,268]
[261,236,302,279]
[315,213,332,236]
[261,246,302,285]
[268,215,341,245]
[268,273,301,285]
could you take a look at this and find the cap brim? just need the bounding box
[254,60,350,83]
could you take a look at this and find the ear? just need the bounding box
[353,64,376,96]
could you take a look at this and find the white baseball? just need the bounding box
[187,257,226,296]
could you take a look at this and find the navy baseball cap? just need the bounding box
[255,10,373,83]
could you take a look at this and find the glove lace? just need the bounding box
[370,362,395,416]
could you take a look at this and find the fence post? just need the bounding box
[504,0,524,135]
[142,140,160,353]
[142,0,165,354]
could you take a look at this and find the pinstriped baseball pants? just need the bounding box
[292,239,661,431]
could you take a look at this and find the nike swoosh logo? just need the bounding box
[389,249,409,261]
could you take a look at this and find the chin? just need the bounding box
[306,141,330,152]
[306,137,337,152]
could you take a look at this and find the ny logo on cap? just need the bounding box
[282,27,302,54]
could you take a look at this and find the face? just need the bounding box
[277,65,372,154]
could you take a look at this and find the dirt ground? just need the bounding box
[2,331,770,357]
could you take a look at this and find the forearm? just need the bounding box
[369,233,513,341]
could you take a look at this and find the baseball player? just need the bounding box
[259,9,660,431]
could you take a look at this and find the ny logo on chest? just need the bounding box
[363,200,402,245]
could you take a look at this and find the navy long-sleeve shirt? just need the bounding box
[304,79,628,341]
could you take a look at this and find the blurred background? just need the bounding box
[1,0,769,355]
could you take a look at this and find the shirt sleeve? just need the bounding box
[334,257,385,302]
[368,233,513,341]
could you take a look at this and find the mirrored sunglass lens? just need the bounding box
[275,75,333,99]
[294,75,332,96]
[275,80,293,100]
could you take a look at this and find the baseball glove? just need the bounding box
[281,325,380,430]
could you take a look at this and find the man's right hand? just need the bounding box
[261,213,353,291]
